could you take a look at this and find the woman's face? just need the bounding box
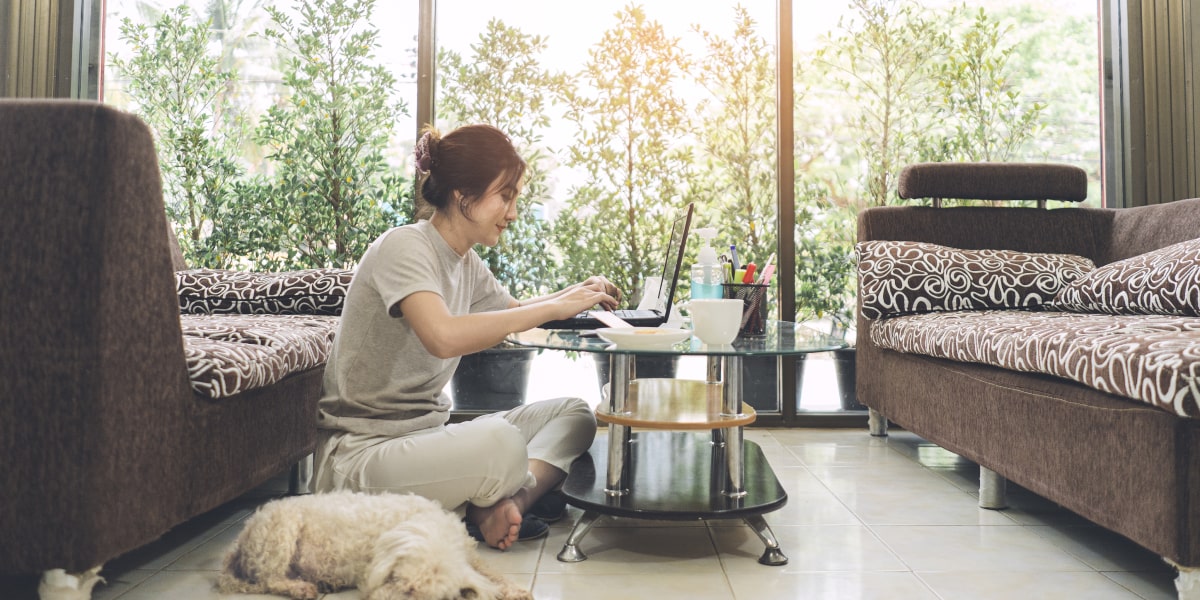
[460,175,520,248]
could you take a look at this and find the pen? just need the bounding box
[729,244,739,271]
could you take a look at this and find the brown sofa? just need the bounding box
[857,163,1200,597]
[0,100,335,591]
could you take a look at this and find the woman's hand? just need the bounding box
[577,276,622,310]
[549,285,617,319]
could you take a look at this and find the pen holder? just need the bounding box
[722,283,768,337]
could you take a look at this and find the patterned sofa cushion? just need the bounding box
[177,269,354,316]
[1052,237,1200,316]
[857,241,1094,320]
[870,310,1200,418]
[181,314,340,399]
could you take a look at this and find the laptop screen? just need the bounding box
[651,203,694,319]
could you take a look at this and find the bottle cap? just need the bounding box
[695,227,719,264]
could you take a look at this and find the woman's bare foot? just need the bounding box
[468,498,522,550]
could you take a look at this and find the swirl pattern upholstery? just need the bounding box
[1051,237,1200,316]
[181,314,340,399]
[870,310,1200,418]
[178,268,353,315]
[857,240,1094,320]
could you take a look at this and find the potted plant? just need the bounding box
[796,208,861,411]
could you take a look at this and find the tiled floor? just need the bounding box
[8,428,1180,599]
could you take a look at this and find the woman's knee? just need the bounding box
[475,419,530,476]
[559,398,598,450]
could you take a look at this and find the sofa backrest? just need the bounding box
[1103,197,1200,264]
[856,205,1111,262]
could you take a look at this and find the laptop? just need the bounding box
[539,202,694,329]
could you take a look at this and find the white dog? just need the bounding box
[218,491,532,600]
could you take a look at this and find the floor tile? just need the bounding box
[726,570,940,600]
[836,490,1018,526]
[473,535,546,574]
[534,526,720,575]
[532,572,734,600]
[918,570,1146,600]
[166,524,242,571]
[712,525,908,573]
[112,570,223,599]
[872,525,1094,572]
[754,491,862,526]
[1027,525,1173,573]
[1102,570,1179,600]
[806,462,968,497]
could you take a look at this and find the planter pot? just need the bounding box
[450,345,538,411]
[740,355,806,412]
[593,354,680,398]
[833,347,865,411]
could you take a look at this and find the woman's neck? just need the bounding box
[429,211,471,256]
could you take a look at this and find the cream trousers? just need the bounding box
[313,397,596,513]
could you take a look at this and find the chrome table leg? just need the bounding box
[744,514,788,566]
[556,510,602,562]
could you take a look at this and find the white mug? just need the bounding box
[689,299,742,345]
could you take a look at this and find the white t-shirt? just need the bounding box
[317,220,513,436]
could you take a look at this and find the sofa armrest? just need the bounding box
[0,101,197,573]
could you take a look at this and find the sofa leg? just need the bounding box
[868,408,888,437]
[289,453,313,495]
[1166,558,1200,599]
[978,466,1008,509]
[38,566,104,600]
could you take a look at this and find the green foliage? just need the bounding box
[924,7,1046,165]
[556,5,696,305]
[110,5,245,268]
[252,0,411,269]
[437,19,570,297]
[690,6,778,270]
[795,202,856,336]
[819,0,950,209]
[991,4,1102,204]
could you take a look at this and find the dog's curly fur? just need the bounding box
[218,491,532,600]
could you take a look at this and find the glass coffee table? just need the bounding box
[507,321,846,565]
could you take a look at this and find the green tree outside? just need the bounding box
[555,4,696,305]
[924,7,1046,165]
[109,5,246,268]
[690,6,778,270]
[252,0,411,269]
[437,19,570,297]
[819,0,950,209]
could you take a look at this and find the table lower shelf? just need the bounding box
[562,430,788,520]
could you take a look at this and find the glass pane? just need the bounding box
[435,0,782,412]
[793,0,1101,412]
[102,0,418,270]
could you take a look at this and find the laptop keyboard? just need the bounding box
[573,309,649,319]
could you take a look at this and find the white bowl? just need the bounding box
[595,327,691,350]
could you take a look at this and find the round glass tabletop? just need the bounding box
[507,320,847,357]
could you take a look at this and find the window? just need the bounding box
[96,0,1102,422]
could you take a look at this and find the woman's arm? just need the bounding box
[402,285,615,359]
[514,276,622,310]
